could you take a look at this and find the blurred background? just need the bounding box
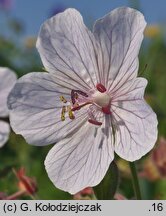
[0,0,166,200]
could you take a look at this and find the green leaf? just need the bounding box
[93,161,119,200]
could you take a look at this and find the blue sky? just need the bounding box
[8,0,166,36]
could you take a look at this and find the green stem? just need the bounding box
[129,162,142,200]
[93,161,119,200]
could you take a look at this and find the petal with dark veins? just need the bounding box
[111,78,158,161]
[45,119,114,194]
[8,72,89,146]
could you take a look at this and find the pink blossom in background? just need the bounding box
[140,137,166,181]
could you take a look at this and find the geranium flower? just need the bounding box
[0,67,16,147]
[8,7,158,194]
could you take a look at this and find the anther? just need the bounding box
[88,119,102,126]
[72,90,88,97]
[75,92,78,99]
[60,96,67,103]
[61,106,66,121]
[67,106,75,119]
[71,90,76,105]
[96,83,107,93]
[71,90,79,105]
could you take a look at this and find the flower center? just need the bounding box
[59,83,111,125]
[92,91,110,107]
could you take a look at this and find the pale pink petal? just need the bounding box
[8,72,89,146]
[93,7,146,91]
[111,78,158,161]
[0,120,10,148]
[37,8,100,91]
[0,67,17,117]
[45,119,114,194]
[111,77,148,101]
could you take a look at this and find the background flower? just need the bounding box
[0,67,16,147]
[140,137,166,181]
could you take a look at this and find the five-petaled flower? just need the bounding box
[7,7,158,194]
[0,67,16,148]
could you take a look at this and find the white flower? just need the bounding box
[0,67,17,147]
[7,7,158,194]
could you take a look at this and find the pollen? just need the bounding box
[60,94,76,121]
[60,96,67,103]
[67,105,75,120]
[61,106,66,121]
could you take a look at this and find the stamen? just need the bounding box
[73,102,80,110]
[72,102,91,111]
[72,90,88,97]
[75,92,78,99]
[61,106,66,121]
[67,106,75,119]
[71,90,76,105]
[88,119,102,126]
[60,96,67,103]
[96,83,107,93]
[71,90,87,105]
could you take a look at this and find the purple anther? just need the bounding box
[73,90,88,97]
[71,90,76,105]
